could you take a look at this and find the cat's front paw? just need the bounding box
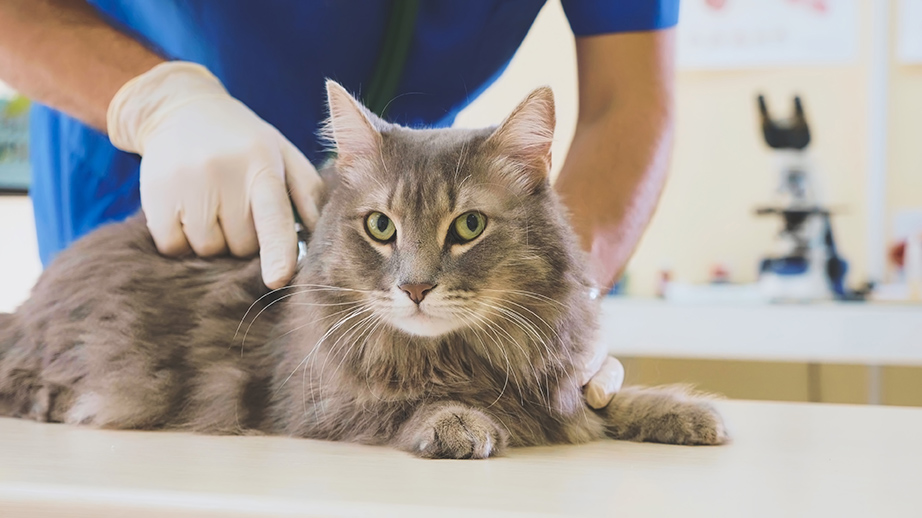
[606,386,730,446]
[410,406,505,459]
[648,400,728,446]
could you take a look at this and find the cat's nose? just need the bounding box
[399,283,436,304]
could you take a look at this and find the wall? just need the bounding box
[457,0,921,297]
[889,58,922,215]
[887,53,922,270]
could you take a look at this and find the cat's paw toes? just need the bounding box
[651,401,729,446]
[414,407,504,459]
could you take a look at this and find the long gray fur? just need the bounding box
[0,83,726,458]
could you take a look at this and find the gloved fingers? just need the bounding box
[141,156,191,256]
[142,177,193,257]
[146,212,193,257]
[579,338,610,387]
[183,216,228,257]
[584,356,625,410]
[250,170,298,289]
[280,138,323,231]
[180,194,228,256]
[219,200,259,258]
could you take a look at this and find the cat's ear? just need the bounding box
[486,87,556,189]
[323,80,383,163]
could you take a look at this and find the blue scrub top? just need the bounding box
[30,0,679,265]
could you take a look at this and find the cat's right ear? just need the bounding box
[323,80,383,165]
[485,86,556,192]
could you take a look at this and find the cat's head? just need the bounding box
[303,81,589,340]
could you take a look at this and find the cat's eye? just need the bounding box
[452,212,487,243]
[365,212,396,242]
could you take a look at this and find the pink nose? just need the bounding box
[399,283,435,304]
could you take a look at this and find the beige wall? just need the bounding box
[887,61,922,253]
[458,0,921,297]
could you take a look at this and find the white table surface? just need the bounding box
[1,400,919,517]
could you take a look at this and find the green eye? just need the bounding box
[365,212,396,242]
[453,212,487,242]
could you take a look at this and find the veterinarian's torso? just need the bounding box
[28,0,678,264]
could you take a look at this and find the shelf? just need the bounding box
[600,298,922,366]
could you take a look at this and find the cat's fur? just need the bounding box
[0,82,726,458]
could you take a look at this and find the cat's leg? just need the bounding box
[601,385,729,446]
[0,314,32,418]
[178,363,258,434]
[0,318,76,422]
[393,402,508,459]
[52,338,182,429]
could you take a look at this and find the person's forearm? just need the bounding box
[0,0,163,131]
[554,30,675,290]
[555,98,674,289]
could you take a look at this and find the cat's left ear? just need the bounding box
[324,79,385,166]
[486,87,556,190]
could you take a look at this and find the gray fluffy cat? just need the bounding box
[0,82,726,458]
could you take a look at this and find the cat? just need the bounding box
[0,81,727,459]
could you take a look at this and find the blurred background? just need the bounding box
[456,0,922,407]
[458,0,921,298]
[2,0,920,406]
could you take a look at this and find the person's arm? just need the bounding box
[0,0,164,131]
[554,29,675,289]
[555,29,675,408]
[0,0,323,289]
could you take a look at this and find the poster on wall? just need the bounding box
[898,0,922,63]
[677,0,860,69]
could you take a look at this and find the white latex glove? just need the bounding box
[580,289,625,409]
[107,61,322,289]
[581,346,625,409]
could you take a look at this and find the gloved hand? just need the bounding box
[581,345,625,409]
[579,289,625,409]
[107,61,323,289]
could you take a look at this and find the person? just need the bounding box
[0,0,678,409]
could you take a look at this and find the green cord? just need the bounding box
[365,0,420,118]
[294,0,419,226]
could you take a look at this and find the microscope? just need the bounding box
[755,95,850,300]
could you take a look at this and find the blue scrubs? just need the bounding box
[30,0,679,265]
